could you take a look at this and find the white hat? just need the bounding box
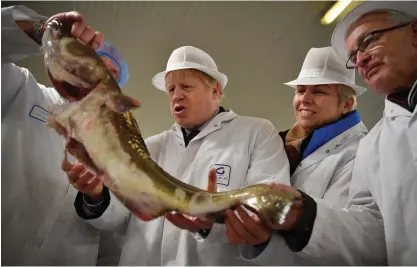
[152,46,228,91]
[284,46,367,96]
[331,1,417,63]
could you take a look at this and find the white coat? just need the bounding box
[296,97,417,265]
[1,5,121,265]
[83,110,291,265]
[239,121,368,265]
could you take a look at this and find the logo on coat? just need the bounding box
[211,164,232,186]
[29,104,49,123]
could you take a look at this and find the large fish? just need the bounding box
[41,18,298,225]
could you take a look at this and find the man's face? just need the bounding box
[165,69,220,129]
[101,56,120,82]
[345,12,417,94]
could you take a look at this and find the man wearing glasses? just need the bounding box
[257,1,417,265]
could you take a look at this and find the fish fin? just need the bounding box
[106,93,141,114]
[46,117,69,138]
[65,137,101,174]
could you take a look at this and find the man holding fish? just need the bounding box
[70,45,292,265]
[1,5,128,265]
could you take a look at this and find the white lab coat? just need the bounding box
[239,121,368,265]
[84,110,291,265]
[295,98,417,265]
[1,5,121,265]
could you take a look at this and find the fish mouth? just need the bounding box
[45,19,72,41]
[45,56,101,102]
[43,19,100,102]
[47,69,95,102]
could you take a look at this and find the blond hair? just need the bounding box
[168,69,225,102]
[338,84,357,111]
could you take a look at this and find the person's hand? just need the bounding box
[46,11,104,50]
[225,183,304,245]
[225,207,272,246]
[165,168,218,232]
[61,153,104,199]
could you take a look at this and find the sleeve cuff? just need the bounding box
[191,223,229,243]
[275,190,317,252]
[252,239,269,254]
[10,5,48,21]
[74,186,111,220]
[83,192,104,206]
[198,228,212,239]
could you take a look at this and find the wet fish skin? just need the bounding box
[41,19,297,226]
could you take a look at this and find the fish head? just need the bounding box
[42,18,71,43]
[41,18,112,102]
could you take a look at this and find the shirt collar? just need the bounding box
[386,78,417,113]
[183,106,225,135]
[408,78,417,110]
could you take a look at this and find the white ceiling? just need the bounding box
[5,1,385,138]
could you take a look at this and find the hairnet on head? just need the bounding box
[96,41,129,87]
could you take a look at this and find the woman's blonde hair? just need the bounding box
[338,84,357,111]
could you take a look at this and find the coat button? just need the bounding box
[326,149,330,153]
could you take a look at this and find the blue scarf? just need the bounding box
[301,110,361,160]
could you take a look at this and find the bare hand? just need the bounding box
[165,168,218,232]
[225,207,272,246]
[46,11,104,50]
[61,155,103,199]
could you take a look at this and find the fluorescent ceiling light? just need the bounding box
[321,0,353,25]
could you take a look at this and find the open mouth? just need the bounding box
[47,69,96,102]
[173,105,186,114]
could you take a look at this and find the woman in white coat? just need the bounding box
[1,5,127,265]
[70,45,291,266]
[225,46,369,265]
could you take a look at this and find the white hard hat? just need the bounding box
[152,46,228,91]
[284,46,367,96]
[331,1,417,63]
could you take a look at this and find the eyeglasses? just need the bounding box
[345,22,411,69]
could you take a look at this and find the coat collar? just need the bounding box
[170,110,238,142]
[384,98,414,118]
[292,121,368,176]
[408,78,417,110]
[386,78,417,114]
